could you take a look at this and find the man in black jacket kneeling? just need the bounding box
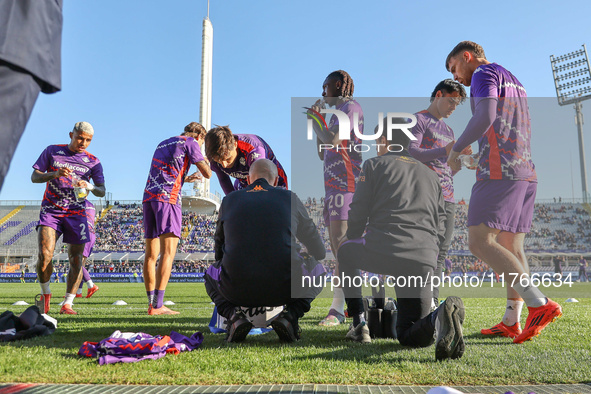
[205,159,326,343]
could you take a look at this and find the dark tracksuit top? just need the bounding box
[347,150,446,269]
[214,178,325,307]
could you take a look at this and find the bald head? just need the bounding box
[248,159,278,186]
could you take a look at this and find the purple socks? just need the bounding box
[153,289,165,309]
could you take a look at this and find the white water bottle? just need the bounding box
[71,173,88,202]
[458,153,479,168]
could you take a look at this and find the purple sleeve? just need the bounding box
[453,68,499,152]
[246,145,267,167]
[32,147,50,172]
[453,97,497,152]
[90,161,105,185]
[408,117,448,162]
[211,163,235,195]
[186,138,205,164]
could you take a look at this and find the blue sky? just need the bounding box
[2,0,591,203]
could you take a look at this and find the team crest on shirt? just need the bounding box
[82,157,90,163]
[240,157,246,166]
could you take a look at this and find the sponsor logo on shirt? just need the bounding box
[56,150,66,155]
[229,172,246,179]
[247,185,267,192]
[52,161,89,173]
[330,210,338,216]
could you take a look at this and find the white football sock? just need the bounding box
[64,293,76,306]
[512,277,547,308]
[502,299,524,326]
[86,279,95,288]
[330,287,346,315]
[40,281,51,294]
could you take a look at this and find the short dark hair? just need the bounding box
[326,70,354,98]
[375,116,412,149]
[182,122,206,139]
[430,79,467,103]
[446,41,486,71]
[205,126,235,161]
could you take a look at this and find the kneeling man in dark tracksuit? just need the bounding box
[338,117,466,361]
[205,159,326,343]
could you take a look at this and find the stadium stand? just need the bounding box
[1,200,590,278]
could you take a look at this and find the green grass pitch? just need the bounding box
[0,282,590,386]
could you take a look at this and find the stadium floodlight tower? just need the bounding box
[183,0,221,214]
[550,44,591,203]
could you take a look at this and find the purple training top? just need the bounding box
[33,144,104,218]
[323,98,364,194]
[409,110,455,203]
[143,136,205,206]
[453,63,536,182]
[209,134,288,195]
[78,330,203,366]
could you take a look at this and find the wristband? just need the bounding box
[86,183,95,191]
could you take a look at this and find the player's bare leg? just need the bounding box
[61,243,85,314]
[66,243,85,294]
[144,237,159,312]
[497,231,529,299]
[36,226,56,313]
[469,223,561,342]
[36,226,56,283]
[319,220,347,326]
[150,233,179,315]
[468,224,530,280]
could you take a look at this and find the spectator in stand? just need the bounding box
[579,256,588,282]
[553,255,563,276]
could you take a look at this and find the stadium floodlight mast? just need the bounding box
[198,0,213,199]
[200,0,212,135]
[550,44,591,203]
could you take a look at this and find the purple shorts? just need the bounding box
[468,180,537,233]
[84,231,96,258]
[38,211,90,245]
[143,201,182,239]
[323,191,354,225]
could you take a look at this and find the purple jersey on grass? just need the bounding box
[143,136,205,206]
[209,134,287,195]
[409,110,455,202]
[78,330,203,365]
[453,63,536,182]
[33,144,104,218]
[323,99,363,194]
